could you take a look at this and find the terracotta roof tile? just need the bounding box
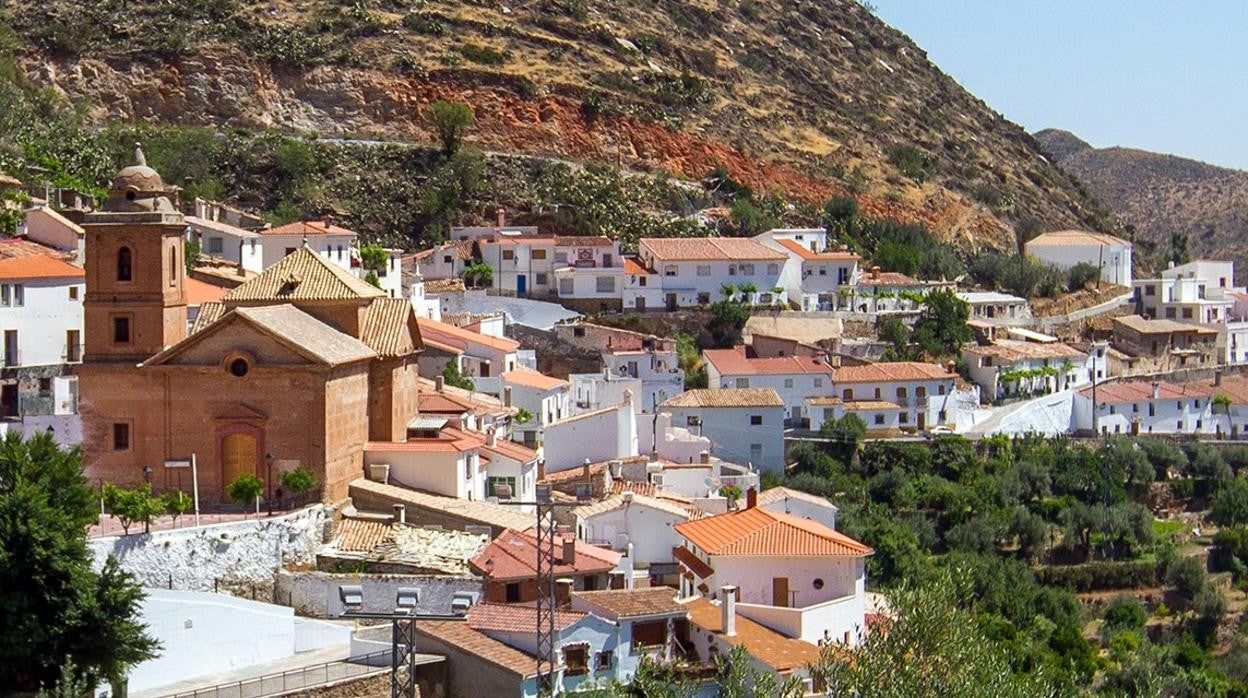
[624,258,653,275]
[152,304,375,367]
[412,621,535,677]
[573,492,695,521]
[675,507,871,557]
[704,346,833,377]
[756,486,838,512]
[682,597,821,672]
[418,317,520,353]
[0,255,83,280]
[776,238,861,261]
[843,400,902,411]
[554,236,614,247]
[224,247,383,302]
[1026,229,1129,248]
[856,271,921,286]
[263,220,358,237]
[190,301,225,334]
[639,237,786,261]
[503,369,568,391]
[366,427,485,454]
[1114,315,1218,335]
[467,603,585,633]
[361,297,420,357]
[660,388,783,408]
[469,528,621,580]
[481,437,539,463]
[961,340,1086,363]
[335,518,394,552]
[423,278,466,293]
[1077,379,1213,404]
[571,588,686,619]
[350,479,533,531]
[833,361,956,383]
[0,237,75,261]
[184,277,228,305]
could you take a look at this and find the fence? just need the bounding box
[164,650,390,698]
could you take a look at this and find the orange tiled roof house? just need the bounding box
[78,151,423,504]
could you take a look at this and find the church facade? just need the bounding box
[78,150,423,503]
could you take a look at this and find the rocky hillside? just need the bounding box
[1,0,1115,251]
[1036,128,1248,274]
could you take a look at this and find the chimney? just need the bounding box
[497,207,506,228]
[556,577,574,604]
[582,458,592,482]
[393,503,406,525]
[435,376,445,392]
[1152,381,1161,400]
[488,428,498,447]
[700,450,711,465]
[1216,369,1223,387]
[871,266,880,280]
[721,585,738,637]
[746,486,757,509]
[562,537,576,565]
[504,386,513,407]
[537,458,546,481]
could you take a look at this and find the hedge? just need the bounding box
[1035,560,1160,592]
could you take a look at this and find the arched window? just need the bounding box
[169,246,177,286]
[117,247,132,282]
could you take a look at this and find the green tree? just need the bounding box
[462,262,493,288]
[1165,555,1208,601]
[428,100,474,156]
[359,244,389,273]
[515,408,533,425]
[706,299,748,348]
[911,289,971,357]
[0,432,159,690]
[160,489,192,526]
[1211,477,1248,527]
[812,572,1055,697]
[279,467,319,498]
[226,474,264,510]
[878,316,912,361]
[441,360,475,390]
[104,483,164,535]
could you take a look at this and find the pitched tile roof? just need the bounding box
[1113,315,1218,335]
[224,247,383,302]
[466,603,585,633]
[418,317,520,353]
[1077,379,1213,405]
[572,492,696,521]
[503,369,568,391]
[481,438,539,463]
[756,486,838,512]
[776,238,861,261]
[833,361,956,383]
[703,346,833,377]
[0,255,83,280]
[675,506,872,557]
[184,277,229,305]
[262,220,358,237]
[660,388,784,409]
[190,301,225,334]
[1200,376,1248,405]
[186,215,259,239]
[350,479,534,531]
[624,258,653,275]
[682,597,821,672]
[366,427,485,454]
[334,518,394,552]
[843,400,902,411]
[469,528,621,580]
[961,340,1086,363]
[856,270,921,286]
[411,621,536,677]
[1026,229,1129,248]
[423,278,467,293]
[150,304,376,367]
[554,236,614,247]
[0,237,75,261]
[639,237,786,261]
[673,545,714,579]
[361,298,421,357]
[572,588,686,619]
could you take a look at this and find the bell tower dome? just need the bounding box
[82,145,188,362]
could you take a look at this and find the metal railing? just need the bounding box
[164,650,391,698]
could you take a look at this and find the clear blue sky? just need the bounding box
[870,1,1248,170]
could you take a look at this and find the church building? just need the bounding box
[77,149,424,503]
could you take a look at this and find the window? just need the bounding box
[1145,285,1156,296]
[488,477,516,498]
[1177,421,1184,430]
[899,412,909,424]
[502,249,515,261]
[896,387,907,399]
[555,252,569,264]
[696,265,711,276]
[819,267,827,276]
[874,414,885,425]
[740,264,755,275]
[1149,403,1156,417]
[558,278,574,295]
[117,247,133,281]
[596,276,616,293]
[767,263,779,275]
[206,237,224,254]
[112,423,130,451]
[843,388,853,400]
[873,388,881,399]
[728,264,737,276]
[784,378,794,389]
[1182,308,1193,319]
[749,443,762,461]
[937,385,946,395]
[169,246,178,286]
[750,415,763,425]
[113,316,131,344]
[638,276,647,287]
[228,358,249,377]
[813,578,825,590]
[66,330,80,362]
[596,651,613,671]
[686,416,700,427]
[573,327,586,337]
[814,378,823,388]
[736,378,749,388]
[443,255,453,264]
[505,583,521,603]
[632,621,667,649]
[697,293,710,305]
[535,273,548,286]
[563,645,589,676]
[532,249,547,260]
[837,268,850,285]
[664,265,678,276]
[68,286,79,301]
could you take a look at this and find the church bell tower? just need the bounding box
[81,145,188,363]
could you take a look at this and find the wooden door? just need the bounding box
[221,433,257,492]
[772,577,789,607]
[636,296,646,312]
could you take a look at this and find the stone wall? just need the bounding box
[275,570,482,618]
[510,324,601,379]
[89,505,330,592]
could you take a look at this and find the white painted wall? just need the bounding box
[0,274,82,367]
[543,402,638,473]
[367,448,483,501]
[1026,240,1132,287]
[577,502,687,565]
[706,366,832,423]
[658,405,785,471]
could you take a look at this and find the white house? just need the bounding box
[1025,229,1133,287]
[961,340,1091,401]
[851,267,942,314]
[622,258,665,312]
[674,498,873,646]
[754,228,860,311]
[364,419,491,501]
[259,220,404,298]
[410,240,475,281]
[417,317,520,381]
[833,361,959,432]
[500,368,571,448]
[637,238,787,309]
[573,490,696,568]
[1135,260,1238,324]
[0,255,84,439]
[543,400,638,474]
[957,291,1031,323]
[1072,379,1216,437]
[479,234,621,301]
[658,388,785,471]
[185,215,263,274]
[22,205,84,262]
[702,346,834,425]
[756,486,838,531]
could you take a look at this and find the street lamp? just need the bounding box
[265,451,274,515]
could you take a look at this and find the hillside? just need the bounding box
[1036,128,1248,274]
[0,1,1114,252]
